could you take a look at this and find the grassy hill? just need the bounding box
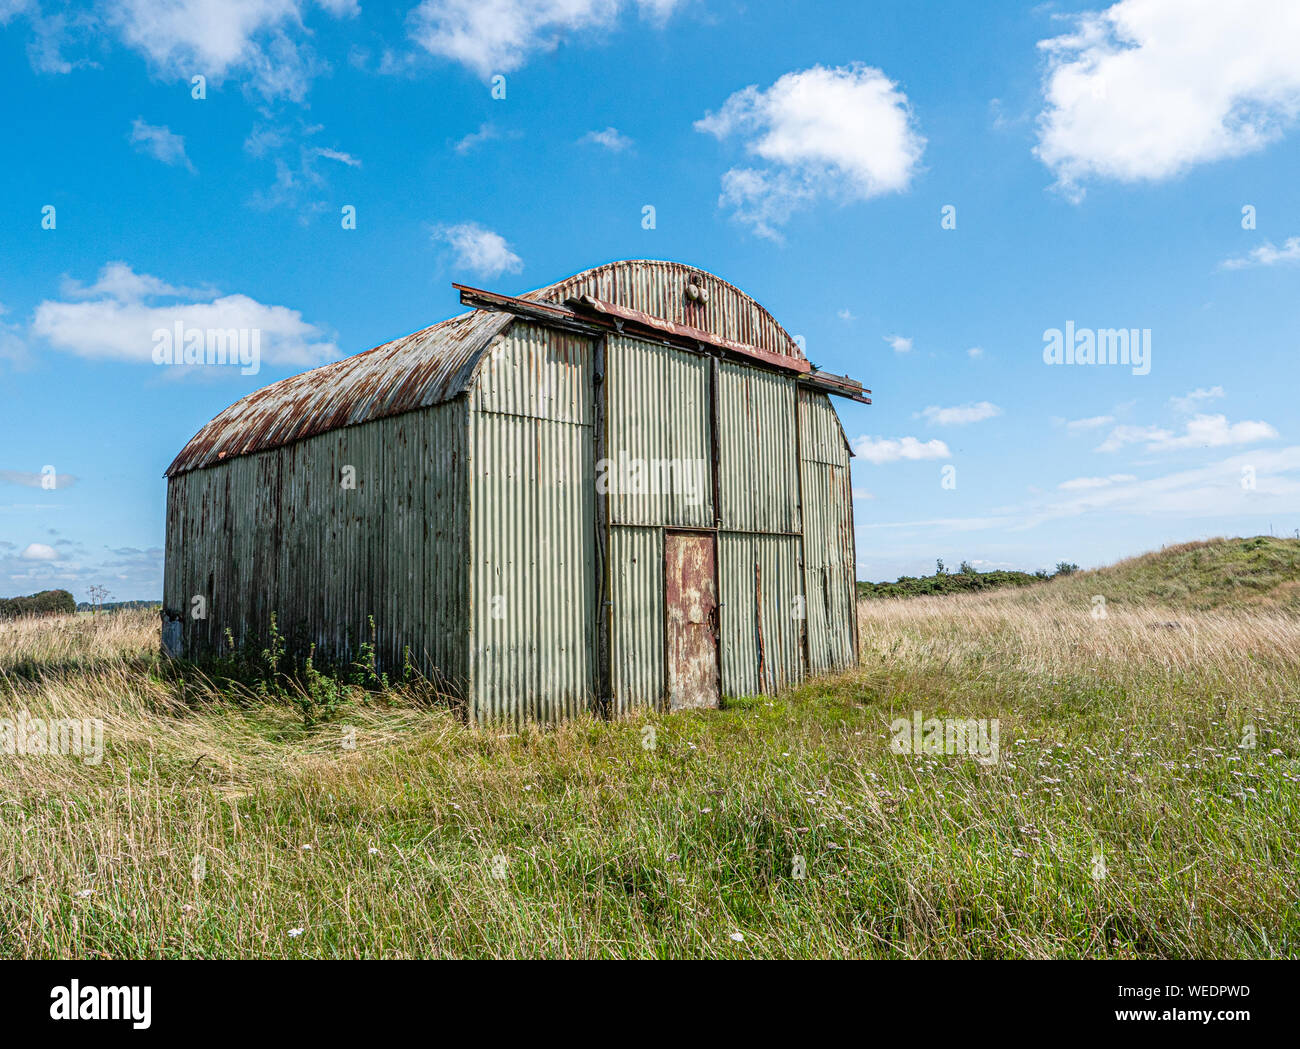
[1039,536,1300,611]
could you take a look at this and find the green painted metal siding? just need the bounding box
[798,389,856,672]
[718,533,805,696]
[162,399,471,690]
[604,335,713,528]
[717,361,800,534]
[608,525,664,715]
[468,323,597,724]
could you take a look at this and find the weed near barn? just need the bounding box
[1,537,1297,958]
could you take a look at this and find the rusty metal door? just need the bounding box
[665,532,720,710]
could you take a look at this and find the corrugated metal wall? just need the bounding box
[718,533,805,695]
[798,389,856,673]
[163,400,470,689]
[608,525,664,715]
[604,335,713,528]
[717,361,800,534]
[468,323,597,724]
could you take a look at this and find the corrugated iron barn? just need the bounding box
[163,260,870,724]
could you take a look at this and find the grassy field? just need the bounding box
[1,536,1297,958]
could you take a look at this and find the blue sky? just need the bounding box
[2,0,1298,601]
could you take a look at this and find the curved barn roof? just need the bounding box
[165,260,808,477]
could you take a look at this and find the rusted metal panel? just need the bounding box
[604,335,713,528]
[608,525,664,715]
[664,532,719,710]
[718,533,805,696]
[798,390,856,673]
[162,399,470,689]
[716,361,800,534]
[166,310,511,477]
[525,260,805,363]
[468,337,596,724]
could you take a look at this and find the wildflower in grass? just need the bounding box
[288,928,304,938]
[368,847,379,855]
[73,889,94,899]
[729,932,744,942]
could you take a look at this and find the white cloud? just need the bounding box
[852,435,951,465]
[1096,413,1278,453]
[1035,0,1300,199]
[967,346,983,359]
[21,543,59,561]
[695,63,925,239]
[1220,236,1300,270]
[837,308,856,322]
[919,401,1002,426]
[129,118,195,172]
[453,122,498,154]
[409,0,683,78]
[1065,414,1115,431]
[1057,473,1136,490]
[0,469,77,490]
[579,126,633,152]
[434,222,523,278]
[312,146,360,167]
[1169,385,1224,413]
[106,0,354,102]
[31,262,337,368]
[883,334,912,354]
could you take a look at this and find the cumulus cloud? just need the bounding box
[31,262,338,368]
[1035,0,1300,199]
[852,435,951,465]
[1220,236,1300,270]
[105,0,354,102]
[433,222,523,278]
[579,126,633,152]
[1169,386,1224,413]
[20,543,59,561]
[883,334,912,354]
[1096,414,1278,453]
[967,346,984,359]
[129,118,195,171]
[409,0,683,78]
[695,63,925,239]
[919,401,1002,426]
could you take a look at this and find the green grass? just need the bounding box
[1,536,1297,958]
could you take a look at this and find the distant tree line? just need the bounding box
[0,589,77,618]
[858,560,1081,600]
[74,600,160,613]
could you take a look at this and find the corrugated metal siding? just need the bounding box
[529,260,803,363]
[608,525,664,715]
[605,335,713,528]
[163,400,470,688]
[468,322,596,724]
[798,391,856,673]
[717,361,799,534]
[472,321,592,425]
[799,386,853,465]
[718,533,805,695]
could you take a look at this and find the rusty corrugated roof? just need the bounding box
[164,309,511,477]
[165,260,810,478]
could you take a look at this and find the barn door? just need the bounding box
[665,532,720,710]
